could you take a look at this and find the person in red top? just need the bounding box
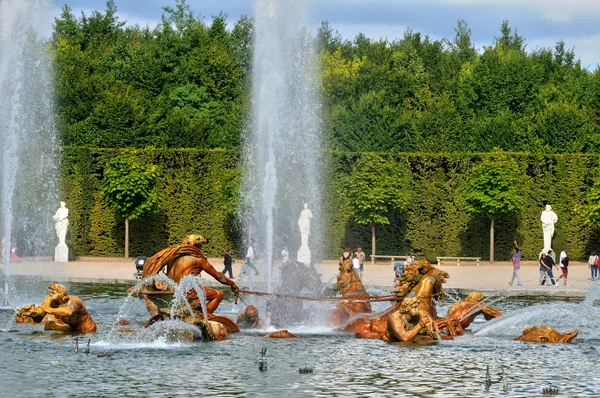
[508,240,522,286]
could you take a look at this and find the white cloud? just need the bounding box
[440,0,600,22]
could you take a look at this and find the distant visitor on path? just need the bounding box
[354,247,366,279]
[557,254,570,286]
[508,240,522,286]
[222,248,234,279]
[405,252,415,265]
[244,242,259,276]
[540,205,558,251]
[53,201,69,245]
[588,251,598,280]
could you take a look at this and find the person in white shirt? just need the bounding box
[588,251,598,280]
[281,246,289,263]
[245,243,259,276]
[352,255,361,278]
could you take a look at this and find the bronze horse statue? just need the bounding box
[329,257,372,327]
[339,261,455,337]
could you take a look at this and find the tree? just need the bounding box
[459,150,523,262]
[346,154,411,257]
[578,171,600,225]
[101,157,160,258]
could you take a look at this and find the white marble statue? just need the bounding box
[541,204,558,252]
[53,202,69,262]
[298,203,312,248]
[297,203,313,265]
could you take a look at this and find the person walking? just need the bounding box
[508,244,522,286]
[556,254,570,286]
[544,250,559,287]
[245,243,260,276]
[405,252,415,265]
[221,248,234,279]
[588,252,598,280]
[539,253,550,285]
[354,247,366,280]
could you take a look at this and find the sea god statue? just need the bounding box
[541,204,558,252]
[53,202,69,262]
[297,203,313,265]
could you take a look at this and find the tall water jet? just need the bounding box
[0,0,59,304]
[243,0,322,292]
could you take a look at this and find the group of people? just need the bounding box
[538,248,571,287]
[340,247,367,279]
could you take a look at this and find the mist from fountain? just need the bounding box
[242,0,322,293]
[0,0,59,305]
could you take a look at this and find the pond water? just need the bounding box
[1,278,599,397]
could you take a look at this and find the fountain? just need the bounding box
[0,0,59,306]
[242,0,323,293]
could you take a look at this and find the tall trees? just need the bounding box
[459,150,523,262]
[346,154,411,257]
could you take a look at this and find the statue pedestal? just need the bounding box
[55,243,68,262]
[297,246,311,266]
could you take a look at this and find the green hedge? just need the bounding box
[60,148,600,261]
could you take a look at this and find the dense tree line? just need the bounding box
[52,1,600,154]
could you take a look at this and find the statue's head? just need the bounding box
[400,297,420,315]
[546,204,552,211]
[560,329,579,343]
[60,201,66,207]
[465,292,485,303]
[182,234,208,248]
[48,283,68,303]
[304,203,308,209]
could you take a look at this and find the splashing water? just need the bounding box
[472,283,600,339]
[242,0,323,293]
[0,0,59,304]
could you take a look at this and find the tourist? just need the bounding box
[394,262,404,284]
[544,250,559,287]
[245,243,259,276]
[352,254,361,276]
[560,248,567,264]
[281,246,289,263]
[508,244,522,286]
[10,239,19,262]
[222,248,234,279]
[588,251,598,280]
[405,252,415,265]
[340,247,352,263]
[354,247,366,279]
[556,254,570,286]
[539,253,550,285]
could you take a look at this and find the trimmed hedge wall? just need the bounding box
[61,148,600,261]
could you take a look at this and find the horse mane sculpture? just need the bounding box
[329,257,372,327]
[445,292,501,335]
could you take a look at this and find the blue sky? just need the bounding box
[54,0,600,69]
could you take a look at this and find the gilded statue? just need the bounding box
[444,292,502,335]
[139,234,240,334]
[16,283,97,333]
[381,297,439,342]
[514,325,578,343]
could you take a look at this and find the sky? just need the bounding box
[53,0,600,70]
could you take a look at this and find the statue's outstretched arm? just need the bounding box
[42,300,78,317]
[481,306,502,320]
